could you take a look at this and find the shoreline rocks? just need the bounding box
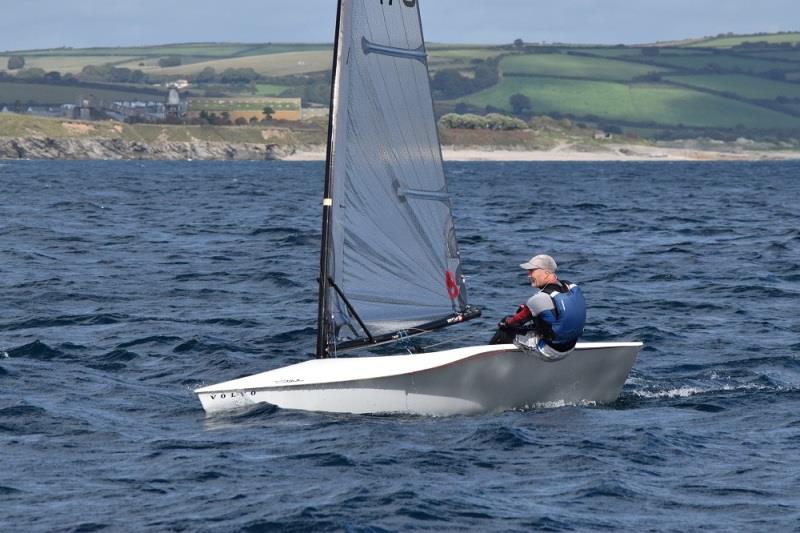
[0,137,296,160]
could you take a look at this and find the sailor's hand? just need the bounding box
[516,304,527,314]
[498,317,510,329]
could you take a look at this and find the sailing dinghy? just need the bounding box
[195,0,642,415]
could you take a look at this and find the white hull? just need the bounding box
[195,342,642,416]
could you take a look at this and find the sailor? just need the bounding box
[490,254,586,358]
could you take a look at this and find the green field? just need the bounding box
[254,84,291,96]
[1,43,333,77]
[0,55,140,73]
[426,47,503,73]
[429,48,503,60]
[10,43,266,58]
[692,33,800,48]
[4,36,800,139]
[501,53,672,81]
[737,50,800,62]
[188,98,300,112]
[627,54,800,73]
[154,51,333,76]
[0,112,326,144]
[0,82,159,105]
[460,76,800,129]
[232,44,330,57]
[579,47,709,59]
[664,74,800,100]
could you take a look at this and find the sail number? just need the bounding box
[380,0,417,6]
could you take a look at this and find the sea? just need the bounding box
[1,160,798,531]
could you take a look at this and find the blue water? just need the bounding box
[2,160,799,531]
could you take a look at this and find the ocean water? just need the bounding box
[1,160,798,531]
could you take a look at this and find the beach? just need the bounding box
[284,143,800,162]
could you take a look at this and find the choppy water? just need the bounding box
[2,160,799,531]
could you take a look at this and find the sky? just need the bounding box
[1,0,798,51]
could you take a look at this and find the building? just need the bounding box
[165,86,188,122]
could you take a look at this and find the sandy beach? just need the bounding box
[283,143,800,162]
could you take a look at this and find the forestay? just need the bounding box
[318,0,477,357]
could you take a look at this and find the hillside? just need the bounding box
[2,33,800,143]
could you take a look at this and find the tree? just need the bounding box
[195,67,217,83]
[262,106,275,120]
[513,38,524,49]
[510,93,532,115]
[7,55,25,70]
[158,56,182,68]
[220,68,260,83]
[43,71,62,83]
[16,68,46,81]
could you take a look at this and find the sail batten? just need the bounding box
[319,0,477,356]
[361,37,427,62]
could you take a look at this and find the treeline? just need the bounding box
[190,110,274,126]
[439,112,528,130]
[431,58,501,98]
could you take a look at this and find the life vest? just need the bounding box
[544,282,586,348]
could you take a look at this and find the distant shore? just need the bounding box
[3,114,799,162]
[285,143,800,162]
[3,137,800,162]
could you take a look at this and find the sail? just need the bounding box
[319,0,475,355]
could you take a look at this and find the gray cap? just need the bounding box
[520,254,557,272]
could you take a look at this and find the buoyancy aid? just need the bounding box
[544,282,586,348]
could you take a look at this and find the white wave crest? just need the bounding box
[632,381,773,399]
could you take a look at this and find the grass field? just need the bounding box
[624,54,800,73]
[0,82,159,105]
[427,48,504,71]
[4,37,800,138]
[1,43,333,76]
[692,33,800,48]
[0,112,326,144]
[460,77,800,129]
[737,50,800,62]
[0,55,140,73]
[664,74,800,100]
[429,48,503,60]
[579,47,709,59]
[152,51,333,76]
[501,53,672,81]
[9,44,263,58]
[254,84,292,96]
[188,97,301,112]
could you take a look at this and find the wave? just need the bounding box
[87,348,140,372]
[1,313,128,332]
[6,340,69,360]
[626,379,787,401]
[459,425,536,449]
[172,337,257,355]
[117,335,183,349]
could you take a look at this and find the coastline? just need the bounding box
[285,143,800,162]
[2,137,800,162]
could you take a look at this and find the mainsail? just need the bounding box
[317,0,479,358]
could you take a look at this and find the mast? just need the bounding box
[316,0,345,359]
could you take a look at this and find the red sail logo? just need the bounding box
[445,271,460,300]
